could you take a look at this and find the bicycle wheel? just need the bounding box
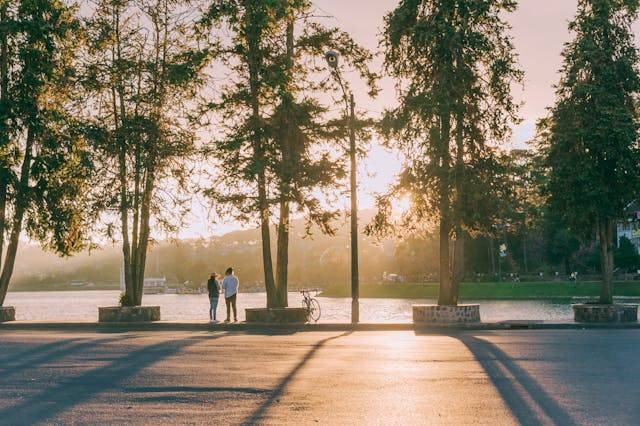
[301,299,311,321]
[309,298,321,322]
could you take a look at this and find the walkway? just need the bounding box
[0,329,638,424]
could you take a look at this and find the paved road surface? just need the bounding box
[0,329,638,425]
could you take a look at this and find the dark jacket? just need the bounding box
[207,278,220,298]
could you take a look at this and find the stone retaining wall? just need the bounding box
[245,308,309,323]
[413,304,480,324]
[573,304,638,323]
[0,306,15,322]
[98,306,161,322]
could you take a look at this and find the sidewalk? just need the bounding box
[2,319,640,332]
[1,328,639,424]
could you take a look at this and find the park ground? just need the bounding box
[321,280,640,299]
[0,329,639,424]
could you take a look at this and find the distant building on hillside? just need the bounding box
[618,202,640,252]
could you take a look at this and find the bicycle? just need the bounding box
[300,289,321,322]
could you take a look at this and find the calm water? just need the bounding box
[6,290,635,322]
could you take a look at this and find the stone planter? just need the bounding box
[0,306,15,322]
[413,304,480,324]
[572,304,638,323]
[98,306,160,323]
[245,308,309,324]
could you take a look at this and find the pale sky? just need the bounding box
[181,0,634,239]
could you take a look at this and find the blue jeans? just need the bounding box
[209,297,219,320]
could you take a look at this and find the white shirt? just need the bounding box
[222,275,239,298]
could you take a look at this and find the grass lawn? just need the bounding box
[9,282,121,292]
[319,281,640,300]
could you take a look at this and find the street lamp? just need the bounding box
[325,50,359,324]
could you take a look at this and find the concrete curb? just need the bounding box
[1,320,640,332]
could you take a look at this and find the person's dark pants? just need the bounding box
[225,294,237,321]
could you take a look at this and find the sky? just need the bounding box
[180,0,627,239]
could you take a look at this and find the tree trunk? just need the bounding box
[0,128,34,306]
[0,2,9,270]
[274,16,294,309]
[246,5,276,307]
[452,229,464,305]
[522,231,528,274]
[488,237,496,275]
[259,175,277,308]
[437,111,453,306]
[349,93,359,323]
[111,3,137,306]
[0,175,6,266]
[438,216,453,305]
[450,106,465,305]
[598,217,614,304]
[131,146,141,263]
[118,143,135,306]
[133,164,155,306]
[276,200,289,307]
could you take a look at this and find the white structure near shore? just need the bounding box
[617,202,640,252]
[119,267,167,294]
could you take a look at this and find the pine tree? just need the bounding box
[201,0,375,308]
[378,0,522,305]
[542,0,640,304]
[271,1,376,307]
[200,0,283,307]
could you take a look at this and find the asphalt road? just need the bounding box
[0,329,638,425]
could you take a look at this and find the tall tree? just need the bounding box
[202,1,374,308]
[83,0,207,306]
[542,0,640,304]
[0,0,96,306]
[377,0,521,305]
[270,1,376,307]
[201,0,283,307]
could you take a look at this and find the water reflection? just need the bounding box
[4,290,638,322]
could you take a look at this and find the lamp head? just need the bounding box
[325,50,339,69]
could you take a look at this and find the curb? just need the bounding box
[1,321,640,332]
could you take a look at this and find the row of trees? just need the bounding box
[0,0,638,309]
[0,0,375,309]
[370,0,640,306]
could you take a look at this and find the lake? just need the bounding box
[6,290,638,322]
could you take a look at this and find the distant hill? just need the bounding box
[9,209,400,291]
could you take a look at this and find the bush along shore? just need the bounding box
[319,281,640,300]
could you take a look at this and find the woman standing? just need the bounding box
[207,273,221,322]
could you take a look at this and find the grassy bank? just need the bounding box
[9,282,121,292]
[319,281,640,300]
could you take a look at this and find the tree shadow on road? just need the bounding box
[0,335,133,381]
[127,385,269,395]
[0,337,82,364]
[0,333,224,424]
[243,331,351,424]
[456,334,577,426]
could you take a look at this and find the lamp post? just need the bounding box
[325,50,359,324]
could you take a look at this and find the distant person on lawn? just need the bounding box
[207,273,221,322]
[222,267,239,322]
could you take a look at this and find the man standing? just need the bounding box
[207,273,221,322]
[222,267,239,322]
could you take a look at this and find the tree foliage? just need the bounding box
[201,0,376,307]
[81,0,208,306]
[376,0,522,305]
[0,0,97,306]
[541,0,640,303]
